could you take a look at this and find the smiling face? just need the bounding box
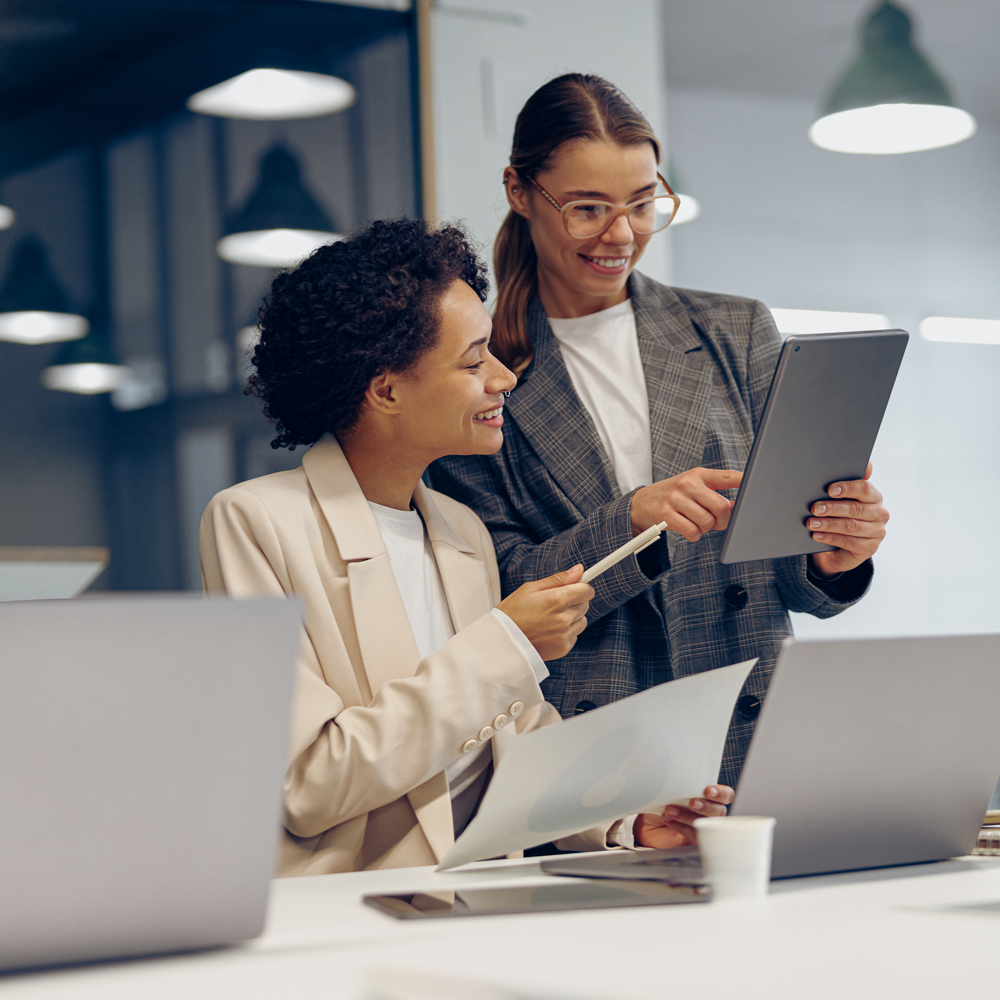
[505,139,659,318]
[390,278,516,464]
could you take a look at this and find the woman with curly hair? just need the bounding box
[199,218,732,876]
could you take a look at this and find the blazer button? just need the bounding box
[510,701,525,716]
[736,695,761,720]
[461,739,478,753]
[493,714,508,729]
[724,585,748,609]
[574,701,597,714]
[478,725,494,741]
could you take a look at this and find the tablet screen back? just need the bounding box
[719,329,908,565]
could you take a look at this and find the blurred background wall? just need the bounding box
[660,0,1000,639]
[0,0,997,641]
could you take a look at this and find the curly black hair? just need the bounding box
[246,217,490,449]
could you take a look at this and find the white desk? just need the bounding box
[6,855,1000,999]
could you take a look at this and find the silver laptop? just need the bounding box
[542,634,1000,882]
[0,595,301,972]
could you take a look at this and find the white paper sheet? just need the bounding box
[438,658,757,870]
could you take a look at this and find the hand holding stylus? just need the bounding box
[497,565,593,661]
[629,467,744,542]
[498,525,668,661]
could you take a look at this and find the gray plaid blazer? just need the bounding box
[429,271,872,788]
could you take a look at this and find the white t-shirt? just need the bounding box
[547,298,652,496]
[367,501,547,837]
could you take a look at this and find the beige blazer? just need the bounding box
[200,435,607,876]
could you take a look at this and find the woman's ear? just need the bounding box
[503,167,531,220]
[365,372,402,416]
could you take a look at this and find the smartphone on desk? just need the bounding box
[363,879,708,919]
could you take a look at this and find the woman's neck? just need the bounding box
[535,262,629,319]
[339,427,427,511]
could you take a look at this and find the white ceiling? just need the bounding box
[661,0,1000,124]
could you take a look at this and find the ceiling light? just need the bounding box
[0,236,89,344]
[218,146,342,268]
[809,2,976,155]
[42,363,130,394]
[237,324,261,355]
[187,69,356,120]
[666,164,700,226]
[0,311,88,344]
[218,230,337,268]
[0,205,14,230]
[920,317,1000,345]
[41,322,130,395]
[672,194,701,226]
[770,308,890,336]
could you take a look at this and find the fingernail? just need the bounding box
[830,486,843,496]
[707,786,718,797]
[692,800,704,809]
[814,532,825,540]
[665,807,679,816]
[815,504,827,514]
[809,519,821,529]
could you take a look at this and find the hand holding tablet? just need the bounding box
[720,329,906,564]
[804,461,890,578]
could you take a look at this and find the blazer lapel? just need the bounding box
[504,300,618,516]
[631,272,713,484]
[410,484,499,864]
[412,483,521,859]
[413,482,492,631]
[302,435,420,697]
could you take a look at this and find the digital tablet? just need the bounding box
[363,879,707,919]
[719,329,908,565]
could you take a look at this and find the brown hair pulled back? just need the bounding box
[493,73,662,373]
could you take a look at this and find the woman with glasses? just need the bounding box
[429,74,889,797]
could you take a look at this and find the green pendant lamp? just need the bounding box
[809,1,976,154]
[0,236,89,344]
[41,315,130,395]
[217,146,342,268]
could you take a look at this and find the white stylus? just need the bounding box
[580,521,668,584]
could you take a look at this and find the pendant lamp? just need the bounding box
[41,317,130,395]
[810,1,976,155]
[0,237,89,344]
[188,68,355,120]
[217,146,342,268]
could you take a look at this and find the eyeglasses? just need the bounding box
[526,172,681,239]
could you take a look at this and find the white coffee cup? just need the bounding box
[693,815,776,900]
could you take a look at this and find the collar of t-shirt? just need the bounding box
[547,298,653,497]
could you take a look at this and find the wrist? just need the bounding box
[629,487,649,536]
[808,553,844,579]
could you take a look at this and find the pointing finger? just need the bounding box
[700,468,744,492]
